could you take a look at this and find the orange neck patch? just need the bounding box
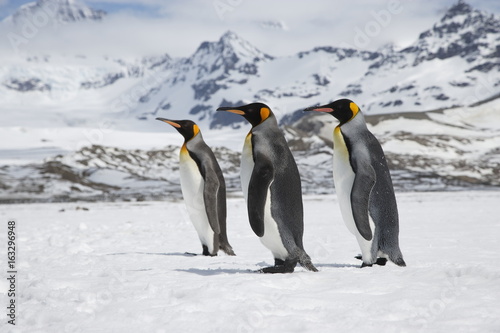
[181,143,188,154]
[349,102,359,119]
[260,107,271,123]
[192,124,200,137]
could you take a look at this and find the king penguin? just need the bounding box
[304,99,406,267]
[156,118,235,257]
[217,103,317,273]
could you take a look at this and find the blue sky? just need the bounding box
[1,0,500,57]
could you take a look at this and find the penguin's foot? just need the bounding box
[375,258,388,266]
[356,255,388,268]
[259,265,295,274]
[258,259,295,274]
[202,245,217,257]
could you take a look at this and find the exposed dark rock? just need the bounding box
[81,73,124,89]
[4,78,51,92]
[466,62,500,73]
[209,99,247,129]
[191,79,227,101]
[434,93,450,100]
[189,104,212,116]
[312,74,330,86]
[297,46,380,62]
[339,84,363,97]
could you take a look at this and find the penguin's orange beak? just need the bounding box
[156,118,181,128]
[216,107,246,115]
[304,105,334,112]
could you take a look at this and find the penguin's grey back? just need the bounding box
[340,113,399,251]
[185,133,227,233]
[251,116,304,250]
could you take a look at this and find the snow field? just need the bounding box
[1,191,499,332]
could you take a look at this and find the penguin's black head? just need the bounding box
[217,102,273,127]
[156,118,200,141]
[304,99,360,125]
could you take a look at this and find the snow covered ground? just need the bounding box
[1,191,499,332]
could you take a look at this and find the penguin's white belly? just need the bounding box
[179,149,215,253]
[259,187,289,260]
[333,128,374,261]
[241,134,288,260]
[332,151,357,235]
[240,134,253,202]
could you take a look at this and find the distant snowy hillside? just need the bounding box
[2,99,499,203]
[360,0,500,112]
[2,0,106,26]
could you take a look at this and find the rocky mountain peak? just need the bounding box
[434,0,495,35]
[188,30,272,76]
[441,0,474,21]
[4,0,106,25]
[220,30,273,62]
[401,0,500,66]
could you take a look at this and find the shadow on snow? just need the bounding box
[175,268,257,275]
[107,251,199,257]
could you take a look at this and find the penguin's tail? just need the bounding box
[218,236,236,256]
[294,248,318,272]
[220,244,235,256]
[391,255,406,267]
[388,249,406,267]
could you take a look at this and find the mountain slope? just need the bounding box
[3,0,106,25]
[358,0,500,113]
[1,1,499,131]
[0,1,499,202]
[2,99,499,203]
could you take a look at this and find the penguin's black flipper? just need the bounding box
[202,172,222,235]
[247,157,274,237]
[350,163,376,241]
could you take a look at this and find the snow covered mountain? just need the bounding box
[3,0,106,26]
[2,98,499,203]
[1,0,499,202]
[1,1,499,130]
[359,0,500,112]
